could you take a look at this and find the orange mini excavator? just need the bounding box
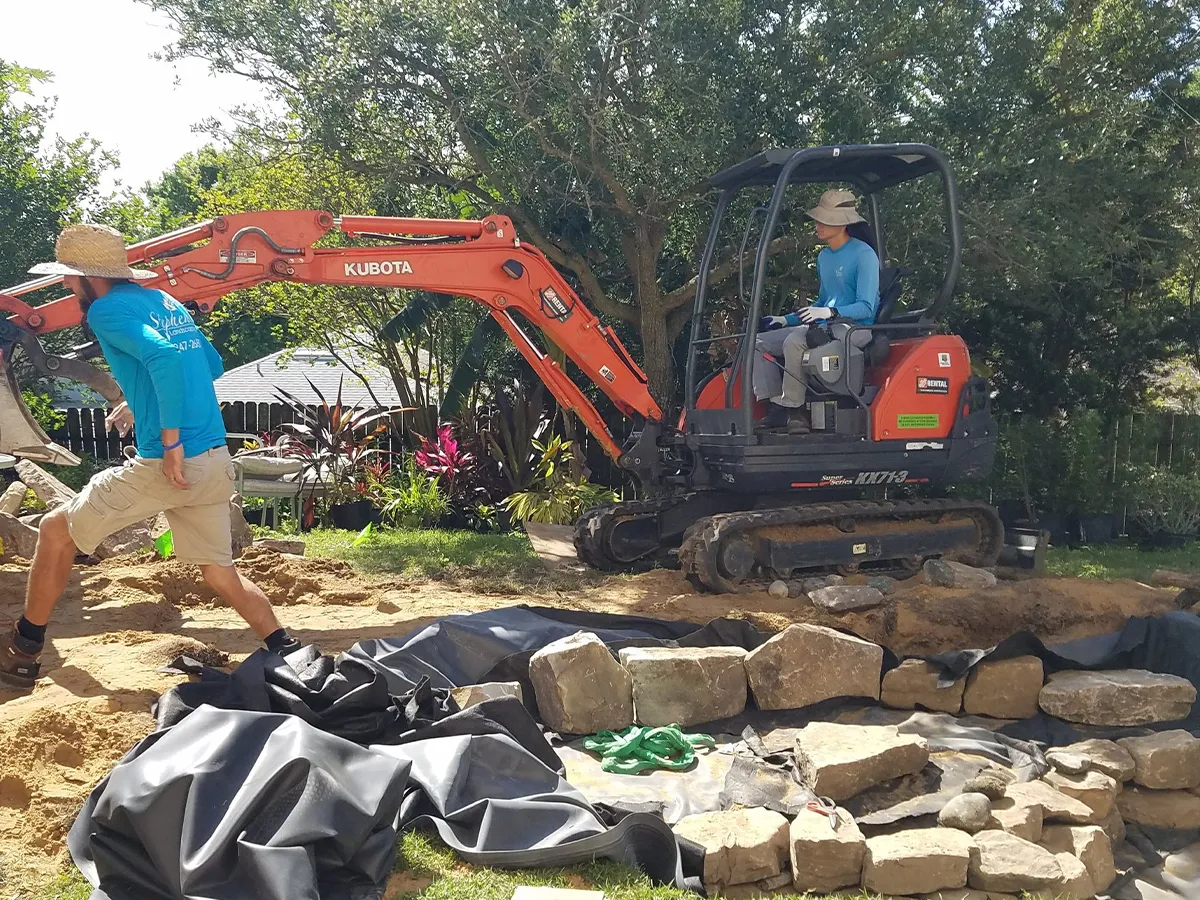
[0,143,1002,592]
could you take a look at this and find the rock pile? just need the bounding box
[522,568,1199,898]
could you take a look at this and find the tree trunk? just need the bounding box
[622,218,672,408]
[639,291,673,408]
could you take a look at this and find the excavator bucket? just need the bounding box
[0,348,80,466]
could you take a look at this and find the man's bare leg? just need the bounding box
[199,564,284,640]
[23,508,78,626]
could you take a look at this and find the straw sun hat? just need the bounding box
[28,224,156,280]
[807,189,866,227]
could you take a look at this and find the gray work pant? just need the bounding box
[752,324,871,408]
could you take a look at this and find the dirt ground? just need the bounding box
[0,547,1184,892]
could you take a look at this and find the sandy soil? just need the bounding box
[0,548,1183,892]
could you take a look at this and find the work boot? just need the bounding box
[787,410,812,434]
[758,402,790,431]
[0,626,42,690]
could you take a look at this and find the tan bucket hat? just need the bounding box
[28,223,156,280]
[807,189,866,227]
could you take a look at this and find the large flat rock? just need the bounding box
[0,511,38,560]
[882,659,966,714]
[1117,730,1200,790]
[962,656,1044,719]
[788,803,864,892]
[1053,851,1097,900]
[862,828,974,895]
[1116,786,1200,829]
[1056,738,1137,782]
[528,631,633,735]
[618,646,747,727]
[795,722,930,801]
[1006,780,1096,825]
[1042,769,1121,818]
[1041,825,1116,894]
[744,624,882,711]
[673,808,789,888]
[1039,670,1197,726]
[968,831,1063,894]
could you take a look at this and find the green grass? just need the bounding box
[264,525,598,593]
[31,832,892,900]
[1047,539,1200,582]
[30,872,90,900]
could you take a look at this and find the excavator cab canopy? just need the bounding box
[683,143,964,425]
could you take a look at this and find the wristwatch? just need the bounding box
[828,307,840,322]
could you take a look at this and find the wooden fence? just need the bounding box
[49,405,1196,483]
[44,401,626,485]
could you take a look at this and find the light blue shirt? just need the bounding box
[87,282,226,458]
[785,237,881,326]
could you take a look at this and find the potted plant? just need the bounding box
[274,376,399,531]
[1062,410,1116,544]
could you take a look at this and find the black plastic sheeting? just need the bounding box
[69,608,757,900]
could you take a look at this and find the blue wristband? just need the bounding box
[163,439,183,452]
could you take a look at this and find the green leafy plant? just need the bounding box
[381,456,451,528]
[1061,409,1113,517]
[1122,465,1200,540]
[273,375,394,507]
[501,435,617,525]
[21,390,65,433]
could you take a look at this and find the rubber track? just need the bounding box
[573,496,686,572]
[677,498,1004,593]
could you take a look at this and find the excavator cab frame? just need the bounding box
[683,142,965,440]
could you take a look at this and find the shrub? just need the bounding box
[380,456,451,528]
[1123,465,1200,538]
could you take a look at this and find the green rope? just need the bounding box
[583,724,716,774]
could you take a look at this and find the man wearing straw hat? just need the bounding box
[0,224,298,691]
[753,189,881,433]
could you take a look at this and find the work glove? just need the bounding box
[759,315,789,331]
[798,306,834,324]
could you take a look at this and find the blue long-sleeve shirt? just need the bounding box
[87,282,227,458]
[784,237,880,326]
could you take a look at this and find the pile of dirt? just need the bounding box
[0,549,1185,892]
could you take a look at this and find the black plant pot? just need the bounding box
[329,499,375,531]
[243,507,276,529]
[1076,513,1116,545]
[1037,511,1073,547]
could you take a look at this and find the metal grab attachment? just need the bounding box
[0,318,125,466]
[180,226,307,281]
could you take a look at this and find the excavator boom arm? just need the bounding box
[0,210,662,462]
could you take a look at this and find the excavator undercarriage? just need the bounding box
[0,143,1003,592]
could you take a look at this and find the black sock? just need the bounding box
[264,628,291,653]
[16,617,46,646]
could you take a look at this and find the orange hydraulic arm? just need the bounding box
[0,210,663,461]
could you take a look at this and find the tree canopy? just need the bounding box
[132,0,1200,416]
[0,60,110,287]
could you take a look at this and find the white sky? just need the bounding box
[0,0,252,193]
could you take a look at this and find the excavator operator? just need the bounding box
[0,224,298,692]
[752,189,880,433]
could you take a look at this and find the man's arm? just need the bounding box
[202,334,224,380]
[86,302,185,430]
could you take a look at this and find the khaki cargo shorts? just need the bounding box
[67,447,236,567]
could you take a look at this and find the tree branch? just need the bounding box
[663,235,809,311]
